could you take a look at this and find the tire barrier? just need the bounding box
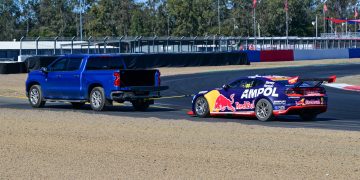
[24,56,60,72]
[294,49,349,60]
[0,62,26,74]
[123,52,249,69]
[260,50,294,62]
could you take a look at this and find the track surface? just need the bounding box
[1,63,360,131]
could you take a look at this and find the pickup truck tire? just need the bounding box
[132,100,150,111]
[28,85,46,108]
[71,102,85,109]
[90,87,106,111]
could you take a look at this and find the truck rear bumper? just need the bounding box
[111,91,161,101]
[110,86,168,101]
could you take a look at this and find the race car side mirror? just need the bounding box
[222,84,230,90]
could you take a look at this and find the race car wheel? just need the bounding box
[194,96,210,118]
[90,87,106,111]
[255,99,275,121]
[71,102,85,109]
[28,85,46,108]
[299,113,318,121]
[132,99,150,111]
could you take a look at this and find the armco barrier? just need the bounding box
[294,49,349,60]
[260,50,294,62]
[348,48,360,58]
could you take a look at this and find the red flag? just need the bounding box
[355,7,358,18]
[253,0,257,8]
[284,0,288,11]
[323,3,328,12]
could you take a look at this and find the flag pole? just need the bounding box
[253,0,257,47]
[323,9,326,34]
[285,0,289,48]
[253,7,256,45]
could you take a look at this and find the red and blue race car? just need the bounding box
[190,75,336,121]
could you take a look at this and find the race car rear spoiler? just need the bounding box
[289,75,336,86]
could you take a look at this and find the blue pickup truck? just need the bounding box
[26,54,168,111]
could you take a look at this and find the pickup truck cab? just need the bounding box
[26,54,168,111]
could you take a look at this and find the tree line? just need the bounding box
[0,0,358,41]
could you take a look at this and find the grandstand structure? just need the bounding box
[1,35,360,61]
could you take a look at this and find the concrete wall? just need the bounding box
[294,49,349,60]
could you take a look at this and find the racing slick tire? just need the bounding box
[132,99,150,111]
[90,87,106,111]
[194,96,210,118]
[71,102,85,109]
[28,85,46,108]
[255,99,275,121]
[299,113,318,121]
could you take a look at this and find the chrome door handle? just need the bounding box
[73,75,80,78]
[56,75,62,78]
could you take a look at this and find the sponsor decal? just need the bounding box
[296,98,322,106]
[273,100,286,105]
[264,81,275,88]
[235,101,255,110]
[214,94,235,112]
[296,98,305,106]
[241,87,279,99]
[305,99,321,105]
[213,94,255,112]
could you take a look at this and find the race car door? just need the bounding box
[224,79,263,113]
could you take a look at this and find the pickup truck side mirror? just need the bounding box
[40,67,48,74]
[222,84,230,90]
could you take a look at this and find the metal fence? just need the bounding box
[15,36,360,56]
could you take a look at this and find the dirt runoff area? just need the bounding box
[0,108,359,179]
[1,58,360,97]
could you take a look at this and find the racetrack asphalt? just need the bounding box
[1,63,360,131]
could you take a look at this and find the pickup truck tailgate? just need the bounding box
[120,70,157,86]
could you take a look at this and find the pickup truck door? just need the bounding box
[45,57,83,99]
[45,58,68,99]
[58,58,83,99]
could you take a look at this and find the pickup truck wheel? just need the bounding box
[90,87,106,111]
[71,102,85,109]
[28,85,46,108]
[132,100,150,111]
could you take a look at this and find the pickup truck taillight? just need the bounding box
[114,72,121,87]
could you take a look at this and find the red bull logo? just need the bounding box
[214,94,235,112]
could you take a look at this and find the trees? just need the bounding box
[0,0,360,40]
[0,0,20,40]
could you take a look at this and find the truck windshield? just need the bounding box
[86,57,125,70]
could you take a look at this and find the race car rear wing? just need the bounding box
[289,75,336,87]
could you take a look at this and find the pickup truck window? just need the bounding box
[86,57,125,70]
[66,58,83,71]
[49,58,83,72]
[50,58,67,71]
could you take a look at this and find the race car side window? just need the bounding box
[229,79,257,89]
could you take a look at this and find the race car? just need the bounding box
[190,75,336,121]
